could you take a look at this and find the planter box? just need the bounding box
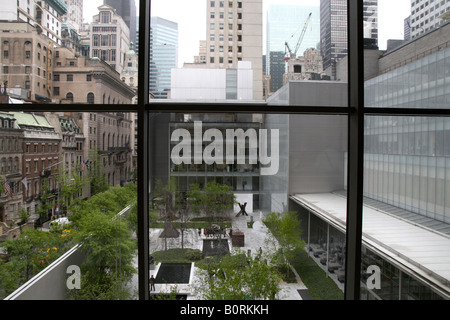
[231,232,244,247]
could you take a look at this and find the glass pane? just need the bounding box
[147,112,347,300]
[0,1,138,105]
[150,0,348,106]
[365,0,450,109]
[362,116,450,300]
[0,111,138,300]
[362,0,450,300]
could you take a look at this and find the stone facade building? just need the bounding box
[0,22,56,102]
[0,112,23,225]
[89,4,130,75]
[205,0,263,100]
[52,46,135,104]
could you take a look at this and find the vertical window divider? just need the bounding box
[345,0,364,300]
[137,0,151,300]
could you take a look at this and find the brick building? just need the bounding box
[12,112,61,223]
[0,112,23,224]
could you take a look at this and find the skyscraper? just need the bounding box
[266,4,320,93]
[0,0,68,45]
[104,0,137,46]
[320,0,378,75]
[150,17,178,99]
[62,0,84,32]
[205,0,263,100]
[409,0,450,39]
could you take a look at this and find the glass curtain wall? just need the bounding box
[361,0,450,300]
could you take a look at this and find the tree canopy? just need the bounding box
[187,181,236,219]
[193,251,281,300]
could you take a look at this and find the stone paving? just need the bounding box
[146,211,308,300]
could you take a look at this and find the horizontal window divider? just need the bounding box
[0,103,139,112]
[146,102,353,115]
[364,107,450,117]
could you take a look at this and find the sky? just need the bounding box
[83,0,411,66]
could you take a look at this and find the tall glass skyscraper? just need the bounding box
[266,4,320,93]
[150,17,178,99]
[320,0,378,75]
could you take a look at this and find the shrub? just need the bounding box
[185,249,203,261]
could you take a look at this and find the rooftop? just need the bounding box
[290,192,450,298]
[11,112,54,130]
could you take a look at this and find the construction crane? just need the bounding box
[285,12,312,62]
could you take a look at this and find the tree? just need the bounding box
[87,147,109,196]
[153,178,179,220]
[55,163,89,216]
[263,211,305,279]
[153,178,182,251]
[67,185,137,300]
[0,227,75,298]
[178,202,191,250]
[35,177,54,226]
[16,208,30,232]
[187,181,236,222]
[193,250,281,300]
[69,207,136,300]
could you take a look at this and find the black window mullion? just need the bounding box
[137,0,151,301]
[146,102,353,115]
[366,107,450,117]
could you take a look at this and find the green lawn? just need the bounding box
[290,248,344,300]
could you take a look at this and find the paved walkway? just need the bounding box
[145,211,308,300]
[230,212,308,300]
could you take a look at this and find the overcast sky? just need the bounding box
[84,0,411,65]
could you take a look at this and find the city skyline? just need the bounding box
[84,0,411,67]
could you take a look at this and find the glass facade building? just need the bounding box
[364,44,450,222]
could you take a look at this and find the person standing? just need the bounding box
[149,275,156,291]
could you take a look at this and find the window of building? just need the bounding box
[87,92,95,104]
[100,11,111,23]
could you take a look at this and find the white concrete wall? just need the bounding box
[170,61,253,101]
